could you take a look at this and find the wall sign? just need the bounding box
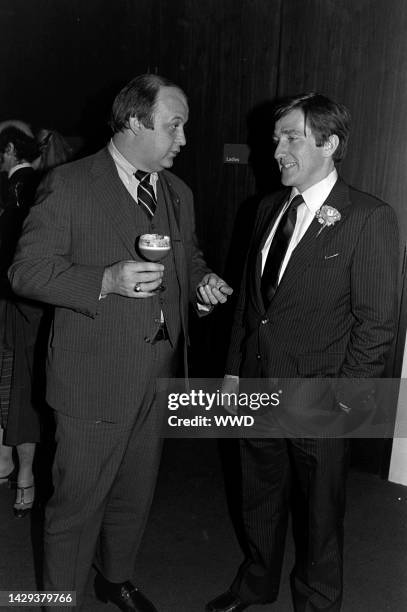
[223,144,250,165]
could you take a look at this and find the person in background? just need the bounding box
[36,128,73,172]
[0,121,74,175]
[0,126,43,518]
[9,74,232,611]
[0,120,38,208]
[206,93,399,612]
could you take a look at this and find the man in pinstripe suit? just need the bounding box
[9,74,232,612]
[207,93,399,612]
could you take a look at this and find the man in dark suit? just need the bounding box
[9,74,232,612]
[206,93,399,612]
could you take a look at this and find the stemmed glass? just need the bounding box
[137,233,172,292]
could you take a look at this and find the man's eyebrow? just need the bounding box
[275,128,303,136]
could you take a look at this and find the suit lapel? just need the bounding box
[158,173,182,242]
[270,178,352,304]
[251,190,289,312]
[90,149,138,257]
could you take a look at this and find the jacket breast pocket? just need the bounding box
[313,253,343,268]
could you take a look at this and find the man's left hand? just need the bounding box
[197,274,233,305]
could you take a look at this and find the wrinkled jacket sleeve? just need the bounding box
[8,169,105,318]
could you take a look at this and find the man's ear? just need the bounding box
[5,142,15,155]
[322,134,339,158]
[128,116,142,135]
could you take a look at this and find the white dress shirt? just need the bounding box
[106,139,210,314]
[225,170,339,381]
[261,169,338,282]
[100,141,160,305]
[108,139,158,199]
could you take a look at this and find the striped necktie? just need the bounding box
[134,170,157,217]
[261,194,303,307]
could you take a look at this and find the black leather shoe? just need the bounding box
[94,575,158,612]
[206,590,249,612]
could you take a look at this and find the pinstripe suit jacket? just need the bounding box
[8,148,210,422]
[226,178,399,384]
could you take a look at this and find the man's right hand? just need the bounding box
[101,260,164,298]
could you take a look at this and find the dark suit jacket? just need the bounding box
[9,148,210,422]
[226,178,399,389]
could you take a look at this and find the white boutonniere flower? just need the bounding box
[315,205,341,236]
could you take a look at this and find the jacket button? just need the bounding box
[256,354,261,360]
[261,318,269,325]
[144,336,151,343]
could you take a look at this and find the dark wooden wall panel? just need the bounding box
[0,0,156,133]
[277,0,407,246]
[153,0,282,272]
[0,0,283,273]
[1,0,406,248]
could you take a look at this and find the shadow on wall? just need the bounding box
[190,99,283,377]
[247,99,282,198]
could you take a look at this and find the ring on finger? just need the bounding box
[134,282,142,292]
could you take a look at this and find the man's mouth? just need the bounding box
[280,161,296,170]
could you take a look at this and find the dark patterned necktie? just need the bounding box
[261,194,304,307]
[134,170,157,217]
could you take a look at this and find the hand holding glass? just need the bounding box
[137,234,171,292]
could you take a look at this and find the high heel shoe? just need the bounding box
[13,484,35,518]
[0,466,17,488]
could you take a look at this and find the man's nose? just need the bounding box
[177,128,186,147]
[274,140,284,159]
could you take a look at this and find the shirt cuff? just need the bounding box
[197,302,212,313]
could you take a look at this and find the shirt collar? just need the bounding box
[289,168,338,214]
[8,162,32,179]
[108,139,158,187]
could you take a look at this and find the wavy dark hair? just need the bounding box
[273,92,351,162]
[0,126,39,163]
[110,74,185,133]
